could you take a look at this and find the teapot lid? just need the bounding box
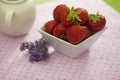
[1,0,26,4]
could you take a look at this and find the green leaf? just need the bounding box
[75,10,81,15]
[66,6,81,22]
[74,21,80,26]
[66,8,70,13]
[60,35,68,41]
[89,12,101,23]
[71,6,75,11]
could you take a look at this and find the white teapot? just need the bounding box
[0,0,36,36]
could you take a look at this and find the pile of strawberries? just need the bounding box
[44,4,106,45]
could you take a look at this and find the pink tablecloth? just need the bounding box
[0,0,120,80]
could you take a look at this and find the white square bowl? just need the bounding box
[39,27,107,58]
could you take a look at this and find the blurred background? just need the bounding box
[104,0,120,13]
[35,0,120,13]
[35,0,54,5]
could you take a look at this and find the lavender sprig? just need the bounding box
[20,38,49,62]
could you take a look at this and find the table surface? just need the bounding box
[0,0,120,80]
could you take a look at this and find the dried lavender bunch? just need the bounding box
[20,38,49,62]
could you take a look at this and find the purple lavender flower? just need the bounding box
[20,42,29,51]
[20,38,49,62]
[20,42,25,51]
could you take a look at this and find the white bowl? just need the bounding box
[39,27,107,58]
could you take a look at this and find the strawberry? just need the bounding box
[53,4,68,22]
[44,20,58,34]
[87,13,106,32]
[66,26,86,45]
[61,6,81,27]
[74,8,89,25]
[82,26,91,38]
[53,23,67,38]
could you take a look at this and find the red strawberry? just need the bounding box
[66,26,86,45]
[87,13,106,32]
[61,6,80,27]
[61,10,73,27]
[82,26,91,38]
[53,23,67,38]
[44,20,58,34]
[74,8,89,25]
[53,4,68,22]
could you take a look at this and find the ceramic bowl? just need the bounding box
[39,27,107,58]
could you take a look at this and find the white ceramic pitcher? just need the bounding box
[0,0,36,36]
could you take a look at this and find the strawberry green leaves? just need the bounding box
[67,6,81,22]
[89,12,102,23]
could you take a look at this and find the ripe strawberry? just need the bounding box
[53,23,67,38]
[61,6,80,27]
[53,4,68,22]
[82,26,91,38]
[74,8,89,25]
[61,10,73,27]
[87,13,106,32]
[44,20,58,34]
[66,26,86,45]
